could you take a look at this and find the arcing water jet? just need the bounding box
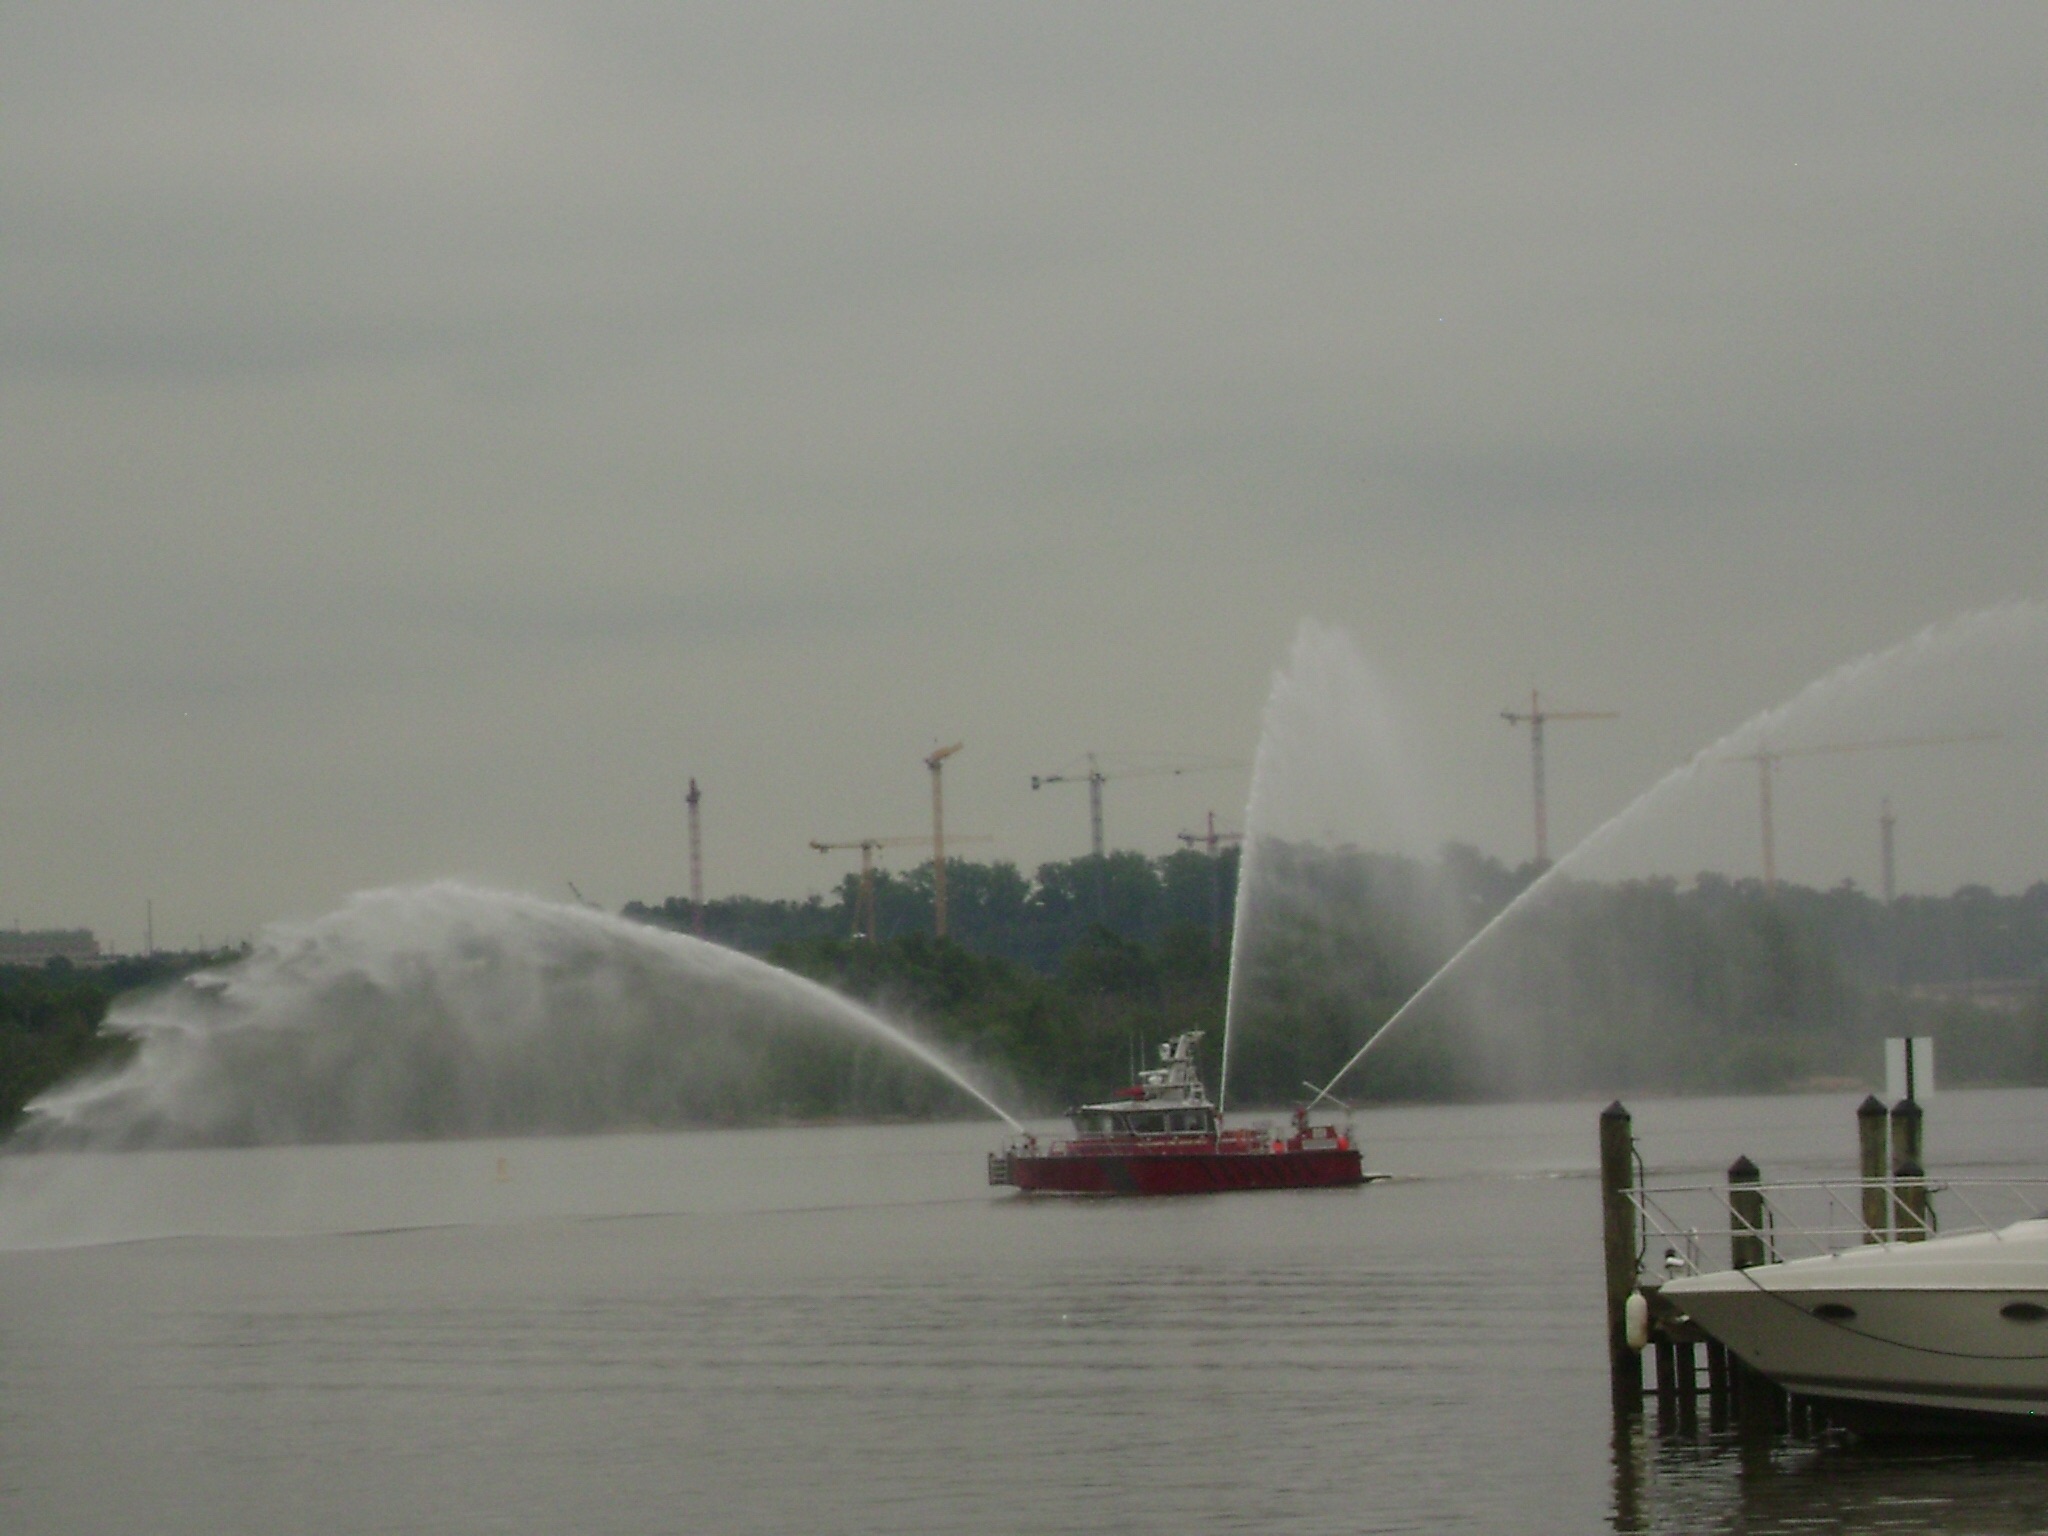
[1220,619,1446,1111]
[22,882,1022,1150]
[1310,599,2045,1101]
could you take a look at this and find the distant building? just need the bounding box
[0,929,101,966]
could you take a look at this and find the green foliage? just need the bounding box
[630,850,1239,973]
[758,921,1230,1115]
[619,893,846,952]
[9,856,2047,1137]
[631,849,2048,1109]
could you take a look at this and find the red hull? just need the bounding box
[999,1145,1364,1196]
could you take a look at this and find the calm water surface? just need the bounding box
[3,1092,2045,1534]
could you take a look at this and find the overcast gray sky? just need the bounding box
[5,3,2045,950]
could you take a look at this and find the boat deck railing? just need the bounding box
[1019,1128,1289,1158]
[1626,1175,2048,1280]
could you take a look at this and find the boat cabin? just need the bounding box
[1068,1031,1218,1140]
[1071,1105,1219,1138]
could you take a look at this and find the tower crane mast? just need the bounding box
[1725,731,1999,891]
[1031,753,1240,858]
[924,743,963,937]
[1176,811,1244,952]
[1500,690,1618,867]
[809,830,991,941]
[685,777,704,935]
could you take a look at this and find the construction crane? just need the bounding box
[1500,690,1619,867]
[1724,731,1999,891]
[809,833,992,941]
[1881,798,1897,905]
[1031,753,1241,858]
[924,742,963,937]
[1176,811,1244,951]
[685,777,705,935]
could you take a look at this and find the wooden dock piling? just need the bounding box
[1857,1093,1888,1241]
[1599,1101,1642,1413]
[1894,1157,1930,1241]
[1674,1336,1699,1432]
[1705,1339,1730,1430]
[1727,1156,1765,1271]
[1891,1099,1927,1241]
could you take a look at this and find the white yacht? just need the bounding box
[1662,1218,2048,1430]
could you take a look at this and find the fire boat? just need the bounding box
[988,1031,1369,1196]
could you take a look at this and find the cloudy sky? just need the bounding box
[5,3,2045,950]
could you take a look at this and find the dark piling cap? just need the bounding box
[1601,1100,1631,1122]
[1895,1158,1926,1179]
[1857,1094,1887,1119]
[1891,1097,1924,1120]
[1728,1154,1760,1181]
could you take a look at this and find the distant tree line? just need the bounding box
[4,851,2046,1135]
[623,847,1240,971]
[629,847,2048,1112]
[1225,851,2048,1104]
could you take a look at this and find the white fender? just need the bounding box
[1623,1290,1652,1351]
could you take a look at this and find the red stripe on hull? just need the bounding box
[1004,1147,1364,1196]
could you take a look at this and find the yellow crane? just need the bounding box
[924,743,964,937]
[1723,731,1999,890]
[1032,753,1241,858]
[809,831,991,941]
[1501,690,1619,867]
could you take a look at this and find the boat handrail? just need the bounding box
[1625,1174,2048,1280]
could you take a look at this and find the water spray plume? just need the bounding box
[23,882,1022,1149]
[1221,619,1442,1111]
[1310,599,2045,1102]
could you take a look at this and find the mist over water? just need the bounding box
[21,882,1018,1151]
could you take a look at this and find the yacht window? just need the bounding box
[2001,1301,2048,1323]
[1811,1302,1857,1323]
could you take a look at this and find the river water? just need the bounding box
[2,1091,2045,1535]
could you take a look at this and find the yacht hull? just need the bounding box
[1662,1222,2048,1430]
